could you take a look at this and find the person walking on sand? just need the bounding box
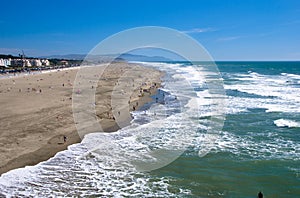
[63,135,67,143]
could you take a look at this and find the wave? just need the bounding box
[281,73,300,79]
[214,131,300,160]
[224,71,300,113]
[274,119,300,128]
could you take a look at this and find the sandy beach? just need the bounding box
[0,62,162,175]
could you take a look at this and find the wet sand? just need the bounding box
[0,62,162,175]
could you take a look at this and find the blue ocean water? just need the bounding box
[0,61,299,197]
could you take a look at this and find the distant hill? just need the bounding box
[118,53,172,62]
[0,54,20,59]
[40,53,171,62]
[39,54,86,60]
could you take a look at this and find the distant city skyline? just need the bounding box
[0,0,299,60]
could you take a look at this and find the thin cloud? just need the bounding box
[182,28,216,34]
[49,32,67,36]
[0,48,22,54]
[0,48,36,56]
[257,32,273,37]
[218,36,243,41]
[218,31,275,42]
[281,20,300,26]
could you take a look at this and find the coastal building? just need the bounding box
[31,59,42,67]
[0,58,11,67]
[10,59,24,67]
[41,59,50,66]
[2,58,50,67]
[24,59,32,67]
[60,60,68,65]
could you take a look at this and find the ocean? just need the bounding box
[0,61,299,197]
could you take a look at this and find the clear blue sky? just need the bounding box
[0,0,299,60]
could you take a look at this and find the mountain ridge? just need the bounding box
[39,53,172,62]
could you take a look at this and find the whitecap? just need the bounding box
[274,119,300,128]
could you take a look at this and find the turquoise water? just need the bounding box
[0,61,299,197]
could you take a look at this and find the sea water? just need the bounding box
[0,61,299,197]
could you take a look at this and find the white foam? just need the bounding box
[274,119,300,128]
[224,71,300,113]
[196,131,300,161]
[281,73,300,79]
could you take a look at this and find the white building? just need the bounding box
[24,59,31,67]
[0,58,11,67]
[6,58,50,67]
[30,59,42,67]
[28,59,50,67]
[41,59,50,66]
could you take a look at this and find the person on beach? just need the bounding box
[63,135,67,143]
[258,191,263,198]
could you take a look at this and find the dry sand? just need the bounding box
[0,62,162,175]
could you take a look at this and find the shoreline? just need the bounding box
[0,62,163,175]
